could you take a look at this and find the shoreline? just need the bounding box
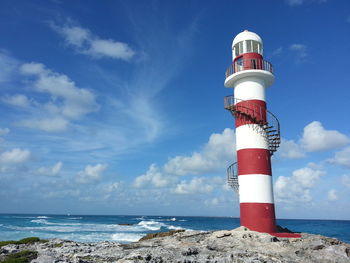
[1,227,350,263]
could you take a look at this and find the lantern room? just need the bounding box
[231,30,263,62]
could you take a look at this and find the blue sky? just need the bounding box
[0,0,350,219]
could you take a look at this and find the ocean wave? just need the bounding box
[37,216,50,219]
[137,220,165,231]
[156,217,177,222]
[111,233,144,243]
[167,225,184,230]
[11,221,147,233]
[67,217,82,220]
[31,219,49,224]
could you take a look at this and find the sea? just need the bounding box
[0,214,349,244]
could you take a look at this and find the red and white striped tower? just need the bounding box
[224,30,297,236]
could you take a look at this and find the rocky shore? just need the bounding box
[1,227,349,263]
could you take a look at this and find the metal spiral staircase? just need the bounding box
[224,96,281,194]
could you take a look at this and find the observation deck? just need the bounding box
[224,58,274,88]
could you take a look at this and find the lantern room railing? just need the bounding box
[225,58,273,79]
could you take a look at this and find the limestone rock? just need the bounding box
[0,228,349,263]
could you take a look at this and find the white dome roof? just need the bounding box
[232,30,262,48]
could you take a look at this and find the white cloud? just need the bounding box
[52,24,135,61]
[164,128,235,176]
[2,94,31,108]
[173,177,214,195]
[342,175,350,188]
[0,128,10,136]
[300,121,350,152]
[278,138,305,159]
[0,148,31,164]
[327,189,338,201]
[134,164,177,188]
[37,162,63,176]
[76,163,107,184]
[17,62,98,132]
[133,129,235,192]
[274,166,325,204]
[20,62,98,119]
[328,146,350,168]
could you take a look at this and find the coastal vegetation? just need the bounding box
[0,250,38,263]
[0,238,46,263]
[0,237,47,248]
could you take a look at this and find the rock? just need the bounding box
[276,225,296,233]
[1,228,349,262]
[138,229,185,241]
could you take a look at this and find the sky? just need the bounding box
[0,0,350,220]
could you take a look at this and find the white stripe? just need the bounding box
[238,174,274,203]
[236,124,268,150]
[234,76,266,102]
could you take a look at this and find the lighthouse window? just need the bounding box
[252,41,260,53]
[239,42,243,55]
[246,40,252,52]
[234,42,242,56]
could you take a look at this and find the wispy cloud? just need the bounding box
[2,94,31,108]
[0,127,10,136]
[0,148,31,164]
[271,47,283,56]
[289,43,308,62]
[285,0,327,6]
[286,0,304,6]
[52,23,135,61]
[0,50,19,83]
[37,161,63,176]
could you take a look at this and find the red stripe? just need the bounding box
[237,148,271,175]
[240,203,276,233]
[235,100,266,128]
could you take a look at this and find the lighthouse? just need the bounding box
[224,30,300,237]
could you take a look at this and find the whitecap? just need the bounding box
[167,225,184,230]
[37,216,50,219]
[31,219,49,224]
[111,233,144,243]
[137,220,164,231]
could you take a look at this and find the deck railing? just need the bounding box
[225,58,273,78]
